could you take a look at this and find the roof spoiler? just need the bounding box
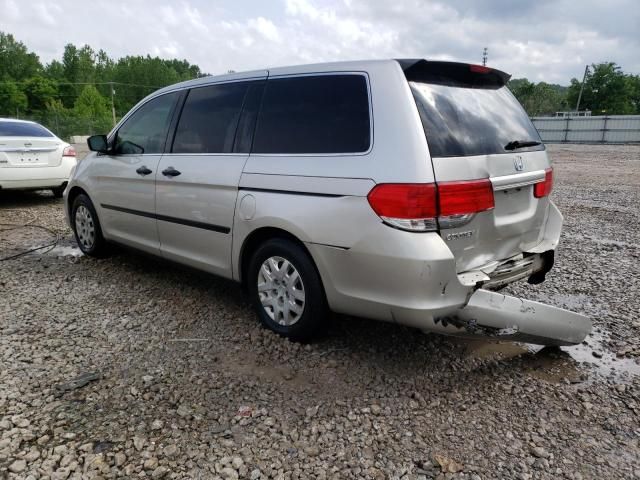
[397,59,511,89]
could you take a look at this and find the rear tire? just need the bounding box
[71,194,109,258]
[51,186,64,198]
[247,238,328,342]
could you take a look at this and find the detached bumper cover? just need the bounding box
[433,289,591,346]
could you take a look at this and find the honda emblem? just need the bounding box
[514,156,524,171]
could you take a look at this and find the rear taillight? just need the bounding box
[438,179,494,216]
[63,145,76,157]
[534,167,553,198]
[367,183,438,231]
[367,179,495,232]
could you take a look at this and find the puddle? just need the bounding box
[464,328,640,383]
[558,328,640,381]
[46,244,84,258]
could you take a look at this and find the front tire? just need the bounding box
[51,186,64,198]
[71,194,109,257]
[247,238,328,342]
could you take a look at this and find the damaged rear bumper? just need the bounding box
[428,289,592,346]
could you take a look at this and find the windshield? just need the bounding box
[410,82,543,157]
[0,121,54,138]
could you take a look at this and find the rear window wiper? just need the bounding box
[504,140,542,151]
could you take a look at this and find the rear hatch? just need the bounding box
[0,121,63,168]
[402,60,552,272]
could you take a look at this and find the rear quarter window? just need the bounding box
[0,121,54,137]
[252,74,370,154]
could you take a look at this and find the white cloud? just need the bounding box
[248,17,282,43]
[0,0,637,83]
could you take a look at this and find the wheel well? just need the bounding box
[239,227,316,289]
[66,186,87,216]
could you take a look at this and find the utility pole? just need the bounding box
[109,82,116,127]
[575,65,589,112]
[482,47,488,66]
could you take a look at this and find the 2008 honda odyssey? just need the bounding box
[64,59,591,345]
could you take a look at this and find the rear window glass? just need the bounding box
[0,121,54,137]
[410,82,543,157]
[252,74,370,154]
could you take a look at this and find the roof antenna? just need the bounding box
[482,47,488,66]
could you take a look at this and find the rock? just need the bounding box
[232,456,244,469]
[9,459,27,473]
[51,468,71,480]
[530,446,550,459]
[151,419,164,430]
[152,466,170,478]
[59,453,75,467]
[306,405,319,418]
[133,436,145,450]
[144,457,159,470]
[79,442,94,452]
[177,404,192,418]
[237,406,253,417]
[250,469,262,480]
[115,452,127,466]
[220,467,240,480]
[24,448,41,462]
[14,418,30,428]
[433,453,464,473]
[371,404,382,415]
[304,446,320,457]
[163,444,179,458]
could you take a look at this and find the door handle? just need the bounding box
[162,167,181,177]
[136,166,152,176]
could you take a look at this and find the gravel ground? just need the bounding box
[1,144,639,480]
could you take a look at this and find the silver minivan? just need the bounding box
[64,59,591,345]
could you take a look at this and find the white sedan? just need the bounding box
[0,118,77,197]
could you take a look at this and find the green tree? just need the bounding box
[509,78,567,116]
[111,56,183,114]
[567,62,633,115]
[0,81,28,116]
[23,76,58,111]
[45,59,65,81]
[73,85,112,134]
[74,85,109,117]
[626,74,640,114]
[0,32,42,80]
[59,44,100,107]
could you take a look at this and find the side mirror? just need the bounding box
[87,135,109,153]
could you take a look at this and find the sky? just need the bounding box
[1,0,638,85]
